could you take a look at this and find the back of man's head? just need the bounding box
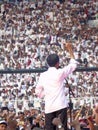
[46,54,59,67]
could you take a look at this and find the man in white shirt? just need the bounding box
[35,43,78,130]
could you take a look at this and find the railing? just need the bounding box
[0,67,98,74]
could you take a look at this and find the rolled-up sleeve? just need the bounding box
[62,59,79,78]
[69,59,79,64]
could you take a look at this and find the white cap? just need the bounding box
[0,120,7,126]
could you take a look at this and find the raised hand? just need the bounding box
[65,43,75,59]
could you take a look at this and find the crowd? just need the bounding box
[0,0,98,129]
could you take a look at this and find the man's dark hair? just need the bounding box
[1,107,9,112]
[46,54,59,67]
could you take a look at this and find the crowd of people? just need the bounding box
[0,0,98,129]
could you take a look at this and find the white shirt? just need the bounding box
[35,59,78,113]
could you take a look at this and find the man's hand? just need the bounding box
[52,117,64,130]
[65,43,75,59]
[65,43,73,51]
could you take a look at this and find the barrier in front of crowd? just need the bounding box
[0,67,98,74]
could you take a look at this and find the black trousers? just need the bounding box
[45,108,67,130]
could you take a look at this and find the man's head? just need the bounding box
[0,120,7,130]
[46,54,59,68]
